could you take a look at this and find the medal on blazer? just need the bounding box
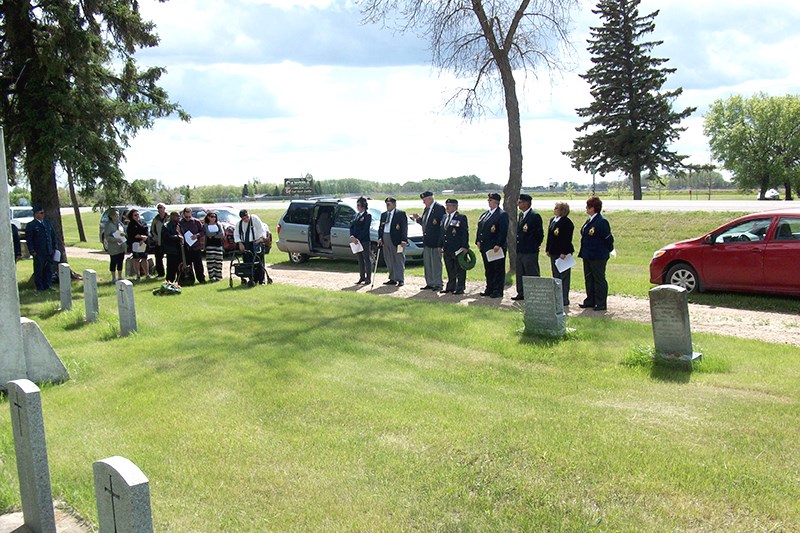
[433,219,438,225]
[554,227,560,236]
[589,227,595,236]
[395,224,400,230]
[491,225,496,233]
[452,229,457,236]
[522,224,528,232]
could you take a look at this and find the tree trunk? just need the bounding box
[67,167,86,241]
[784,181,793,201]
[631,164,643,200]
[498,59,522,272]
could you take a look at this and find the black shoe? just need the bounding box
[356,278,365,284]
[453,290,465,295]
[439,289,450,294]
[431,287,443,292]
[490,292,503,299]
[364,279,371,285]
[578,303,592,309]
[480,291,491,296]
[421,285,432,290]
[511,295,524,301]
[593,306,607,311]
[383,280,397,285]
[199,280,207,285]
[397,282,404,287]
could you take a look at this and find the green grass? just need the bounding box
[2,259,799,531]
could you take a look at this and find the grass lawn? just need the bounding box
[1,258,799,531]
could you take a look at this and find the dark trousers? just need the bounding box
[185,246,206,283]
[481,251,506,295]
[550,255,571,305]
[443,251,466,292]
[33,254,52,290]
[582,258,608,308]
[166,253,180,283]
[515,252,540,296]
[242,242,265,283]
[356,250,372,281]
[153,245,166,276]
[109,253,124,273]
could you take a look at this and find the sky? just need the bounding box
[118,0,800,188]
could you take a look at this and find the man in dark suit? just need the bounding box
[377,197,408,287]
[578,196,614,311]
[411,191,446,291]
[25,205,58,291]
[475,193,509,298]
[511,194,544,301]
[440,199,469,295]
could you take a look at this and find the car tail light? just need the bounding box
[277,223,282,235]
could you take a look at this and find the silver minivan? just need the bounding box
[276,197,425,264]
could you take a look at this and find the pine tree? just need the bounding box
[565,0,695,200]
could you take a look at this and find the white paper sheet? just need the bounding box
[184,230,197,247]
[555,253,577,273]
[132,242,146,253]
[610,249,617,259]
[350,242,364,254]
[207,224,219,233]
[52,250,61,262]
[396,244,404,254]
[112,230,123,240]
[486,248,505,262]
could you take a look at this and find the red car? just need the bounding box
[650,209,800,296]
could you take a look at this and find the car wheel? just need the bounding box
[288,252,309,264]
[665,263,701,294]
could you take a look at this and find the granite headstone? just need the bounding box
[59,263,72,311]
[649,285,702,363]
[523,276,567,337]
[116,280,137,336]
[84,269,99,322]
[93,456,153,533]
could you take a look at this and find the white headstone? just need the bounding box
[59,263,72,311]
[0,128,27,385]
[20,319,69,384]
[649,285,702,363]
[93,456,153,533]
[84,269,99,322]
[116,280,137,336]
[522,277,567,337]
[7,379,57,533]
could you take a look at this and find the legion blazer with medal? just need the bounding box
[579,213,614,260]
[442,212,470,253]
[516,209,544,254]
[419,201,446,248]
[476,208,509,253]
[545,215,575,257]
[378,209,408,247]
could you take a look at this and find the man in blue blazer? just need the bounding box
[377,197,408,287]
[578,196,614,311]
[475,193,509,298]
[411,191,446,291]
[440,199,469,294]
[25,205,58,291]
[512,193,544,301]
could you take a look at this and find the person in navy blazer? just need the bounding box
[349,196,372,285]
[545,201,575,306]
[512,194,544,300]
[377,197,408,286]
[440,198,469,294]
[578,196,614,311]
[475,193,509,298]
[411,191,446,291]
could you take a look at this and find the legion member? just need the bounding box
[545,201,575,306]
[25,205,58,291]
[440,199,469,295]
[411,191,445,291]
[475,193,509,298]
[377,197,408,287]
[511,193,544,301]
[578,196,614,311]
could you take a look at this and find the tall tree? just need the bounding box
[704,93,800,200]
[361,0,578,266]
[1,0,188,260]
[565,0,694,200]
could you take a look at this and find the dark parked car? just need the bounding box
[276,198,424,264]
[649,209,800,296]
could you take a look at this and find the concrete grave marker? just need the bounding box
[93,456,153,533]
[84,269,99,322]
[59,263,72,311]
[116,280,137,336]
[7,379,57,533]
[523,276,567,337]
[649,285,702,363]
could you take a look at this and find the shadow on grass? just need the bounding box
[63,315,91,331]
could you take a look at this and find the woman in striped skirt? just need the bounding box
[203,211,226,282]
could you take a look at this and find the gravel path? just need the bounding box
[65,247,800,347]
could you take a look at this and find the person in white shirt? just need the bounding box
[234,209,270,284]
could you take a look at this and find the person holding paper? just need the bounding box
[476,193,509,298]
[162,211,184,283]
[179,207,206,284]
[377,197,408,287]
[104,209,127,282]
[441,199,469,295]
[149,203,169,277]
[25,205,58,291]
[411,191,446,291]
[349,197,372,285]
[545,201,575,306]
[511,194,544,301]
[578,196,614,311]
[203,211,226,282]
[126,209,150,281]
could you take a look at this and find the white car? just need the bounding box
[9,206,35,232]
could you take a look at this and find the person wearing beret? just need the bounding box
[411,191,446,291]
[377,197,408,287]
[25,205,58,291]
[349,196,372,285]
[578,196,614,311]
[511,193,544,301]
[545,201,575,306]
[475,193,509,298]
[440,199,469,295]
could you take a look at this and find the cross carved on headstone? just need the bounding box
[105,475,121,533]
[12,399,23,436]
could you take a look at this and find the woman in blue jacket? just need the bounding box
[578,196,614,311]
[349,197,372,285]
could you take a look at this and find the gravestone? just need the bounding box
[116,280,137,336]
[59,263,72,311]
[84,269,99,322]
[7,379,57,533]
[93,456,153,533]
[649,285,702,363]
[522,276,567,337]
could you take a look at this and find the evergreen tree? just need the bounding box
[243,184,250,198]
[565,0,694,200]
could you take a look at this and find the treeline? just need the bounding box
[316,175,503,195]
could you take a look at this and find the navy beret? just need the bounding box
[519,194,532,202]
[488,193,501,201]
